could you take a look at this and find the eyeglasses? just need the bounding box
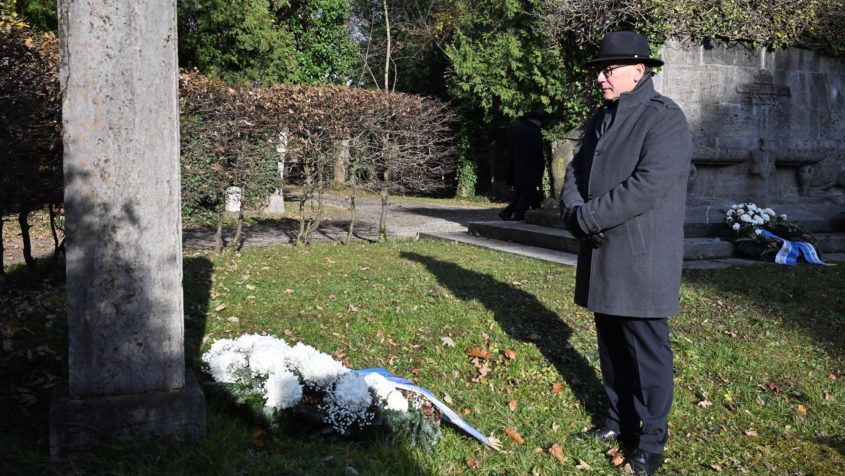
[598,65,629,78]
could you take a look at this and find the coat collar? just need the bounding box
[598,74,655,141]
[612,73,654,115]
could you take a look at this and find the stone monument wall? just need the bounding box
[652,39,845,216]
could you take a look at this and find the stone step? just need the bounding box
[525,209,845,238]
[468,220,736,260]
[817,232,845,253]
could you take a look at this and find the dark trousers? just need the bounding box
[595,313,674,454]
[503,185,541,220]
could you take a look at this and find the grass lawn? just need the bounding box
[1,239,844,475]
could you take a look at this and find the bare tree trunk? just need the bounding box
[233,204,244,249]
[297,199,307,246]
[383,0,391,91]
[19,211,35,270]
[0,214,6,286]
[345,192,356,245]
[378,188,389,242]
[214,209,224,254]
[48,203,61,251]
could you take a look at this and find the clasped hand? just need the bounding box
[563,206,605,249]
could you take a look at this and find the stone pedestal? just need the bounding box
[52,0,204,458]
[49,372,205,459]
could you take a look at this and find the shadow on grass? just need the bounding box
[393,206,500,227]
[401,251,606,425]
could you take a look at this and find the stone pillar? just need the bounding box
[264,130,288,215]
[50,0,204,459]
[550,126,582,202]
[334,137,350,185]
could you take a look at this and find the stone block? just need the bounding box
[49,371,205,460]
[700,41,761,68]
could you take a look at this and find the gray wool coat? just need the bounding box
[561,75,692,318]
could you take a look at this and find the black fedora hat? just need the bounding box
[583,31,663,68]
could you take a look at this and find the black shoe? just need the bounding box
[625,448,663,475]
[571,426,620,442]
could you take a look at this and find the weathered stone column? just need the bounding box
[50,0,204,458]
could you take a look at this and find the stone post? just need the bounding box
[50,0,204,459]
[550,126,582,202]
[264,130,288,215]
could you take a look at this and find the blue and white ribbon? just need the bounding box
[759,229,830,266]
[356,368,497,450]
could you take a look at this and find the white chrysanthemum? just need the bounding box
[384,391,409,412]
[755,228,763,235]
[780,214,788,220]
[740,214,752,223]
[264,369,303,410]
[764,208,776,216]
[363,373,395,399]
[731,204,738,209]
[249,340,290,377]
[763,214,771,222]
[753,216,765,225]
[288,342,349,389]
[732,223,741,231]
[748,203,758,211]
[233,334,286,353]
[333,373,372,412]
[205,349,248,383]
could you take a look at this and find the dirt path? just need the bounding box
[3,194,503,264]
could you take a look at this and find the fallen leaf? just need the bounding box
[575,459,592,470]
[797,404,808,416]
[511,281,522,286]
[829,373,838,381]
[744,430,758,437]
[697,398,713,409]
[462,407,472,415]
[607,448,625,467]
[443,394,453,404]
[245,284,256,290]
[245,295,256,304]
[508,400,518,411]
[284,288,294,294]
[717,375,731,384]
[710,463,723,472]
[504,427,525,444]
[465,458,478,469]
[214,303,226,312]
[552,383,564,393]
[441,336,456,347]
[548,443,566,464]
[410,368,420,377]
[766,383,781,394]
[227,316,240,323]
[824,390,835,401]
[487,435,503,451]
[503,349,517,360]
[466,347,492,360]
[348,304,360,312]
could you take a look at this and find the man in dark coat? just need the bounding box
[560,31,692,475]
[500,112,544,221]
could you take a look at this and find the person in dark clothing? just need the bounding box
[500,112,544,221]
[560,31,692,476]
